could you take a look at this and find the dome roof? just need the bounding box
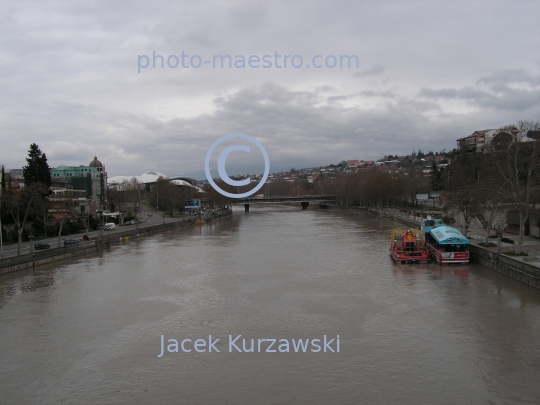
[107,176,133,185]
[89,156,103,167]
[138,171,168,183]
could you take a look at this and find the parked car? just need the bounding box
[96,224,103,230]
[123,220,134,226]
[64,239,82,246]
[34,241,50,250]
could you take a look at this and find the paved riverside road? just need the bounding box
[0,208,228,260]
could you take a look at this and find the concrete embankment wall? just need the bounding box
[0,212,231,276]
[468,245,540,290]
[366,208,421,228]
[0,241,101,275]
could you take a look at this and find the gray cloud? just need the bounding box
[354,64,385,78]
[418,82,540,112]
[1,0,539,178]
[477,69,540,87]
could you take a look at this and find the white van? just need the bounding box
[104,223,116,231]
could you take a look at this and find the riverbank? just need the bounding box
[0,211,232,276]
[365,207,540,290]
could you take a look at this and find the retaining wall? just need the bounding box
[0,242,100,275]
[367,208,421,228]
[468,245,540,290]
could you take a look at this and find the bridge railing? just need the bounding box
[239,195,336,202]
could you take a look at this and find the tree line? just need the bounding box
[2,120,538,255]
[215,120,539,252]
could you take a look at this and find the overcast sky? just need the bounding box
[1,0,539,179]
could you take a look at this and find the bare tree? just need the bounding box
[471,163,508,242]
[108,177,143,225]
[1,183,48,255]
[444,161,479,236]
[401,170,430,207]
[359,170,403,208]
[149,177,177,214]
[486,120,540,251]
[202,181,233,209]
[49,189,81,248]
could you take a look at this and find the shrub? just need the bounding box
[505,251,528,256]
[479,242,497,247]
[8,227,30,242]
[46,222,61,236]
[67,221,85,234]
[500,237,515,244]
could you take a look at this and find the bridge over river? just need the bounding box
[238,195,336,211]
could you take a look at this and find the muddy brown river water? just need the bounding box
[1,206,539,404]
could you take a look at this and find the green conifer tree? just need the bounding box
[1,165,5,191]
[23,143,51,187]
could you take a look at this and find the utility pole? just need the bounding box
[135,203,139,231]
[86,199,90,235]
[0,216,3,259]
[497,225,502,255]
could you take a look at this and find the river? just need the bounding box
[1,206,539,404]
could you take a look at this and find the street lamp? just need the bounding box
[135,203,139,231]
[0,216,3,259]
[86,199,91,235]
[497,225,502,255]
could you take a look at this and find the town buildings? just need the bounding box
[456,129,498,153]
[50,156,107,207]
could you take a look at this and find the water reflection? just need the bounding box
[0,206,539,405]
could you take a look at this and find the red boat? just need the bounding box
[389,228,430,263]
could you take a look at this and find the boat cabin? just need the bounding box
[424,225,470,264]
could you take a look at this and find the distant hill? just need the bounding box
[183,168,218,181]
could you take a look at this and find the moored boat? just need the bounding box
[389,228,430,263]
[421,217,470,264]
[420,217,445,234]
